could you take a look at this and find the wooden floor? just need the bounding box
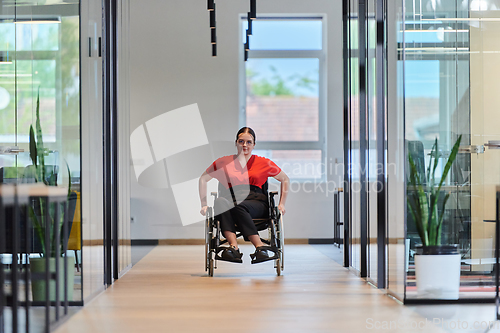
[54,245,497,333]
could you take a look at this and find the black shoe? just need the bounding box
[217,246,243,263]
[250,246,272,264]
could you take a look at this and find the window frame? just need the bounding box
[238,15,327,181]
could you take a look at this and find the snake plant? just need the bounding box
[407,135,462,247]
[27,90,72,257]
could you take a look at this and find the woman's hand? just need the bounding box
[273,171,289,216]
[278,203,286,215]
[199,171,213,216]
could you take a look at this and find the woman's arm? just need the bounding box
[199,171,213,216]
[273,171,289,215]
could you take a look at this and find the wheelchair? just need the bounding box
[205,181,284,276]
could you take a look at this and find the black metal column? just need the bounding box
[62,201,69,315]
[496,188,499,319]
[103,0,119,286]
[44,198,50,332]
[342,0,351,268]
[24,204,30,333]
[358,0,368,278]
[103,0,112,287]
[54,202,60,321]
[110,0,119,282]
[375,0,387,289]
[11,189,19,333]
[0,194,4,333]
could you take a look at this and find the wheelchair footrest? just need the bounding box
[250,246,279,264]
[214,246,243,264]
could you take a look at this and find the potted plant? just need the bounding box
[407,134,462,299]
[27,91,75,302]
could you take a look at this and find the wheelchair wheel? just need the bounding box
[276,209,284,272]
[205,208,213,272]
[275,258,281,276]
[208,255,214,276]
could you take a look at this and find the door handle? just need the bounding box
[0,146,25,154]
[484,140,500,149]
[459,145,485,154]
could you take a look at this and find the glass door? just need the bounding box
[469,3,500,295]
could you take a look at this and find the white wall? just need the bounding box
[129,0,343,240]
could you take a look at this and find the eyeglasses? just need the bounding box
[237,139,254,146]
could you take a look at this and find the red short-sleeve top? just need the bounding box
[206,155,281,189]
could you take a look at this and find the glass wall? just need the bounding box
[345,0,500,302]
[401,0,500,300]
[0,0,82,329]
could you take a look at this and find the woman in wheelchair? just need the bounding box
[199,127,289,264]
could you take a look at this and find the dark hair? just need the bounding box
[236,127,256,143]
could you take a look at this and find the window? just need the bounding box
[240,16,326,180]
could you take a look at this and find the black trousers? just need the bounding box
[214,196,268,241]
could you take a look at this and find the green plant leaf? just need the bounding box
[28,204,45,256]
[35,89,46,184]
[436,135,462,195]
[436,192,451,245]
[29,125,37,169]
[408,153,429,245]
[66,162,72,197]
[426,139,436,187]
[427,195,439,245]
[430,138,439,189]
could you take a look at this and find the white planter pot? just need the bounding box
[415,253,461,299]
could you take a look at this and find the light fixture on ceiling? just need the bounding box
[209,4,216,29]
[211,29,216,44]
[250,0,256,20]
[244,0,256,61]
[247,12,252,35]
[15,17,61,24]
[206,0,257,59]
[208,2,217,56]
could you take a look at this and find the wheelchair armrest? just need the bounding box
[211,192,218,199]
[269,191,278,198]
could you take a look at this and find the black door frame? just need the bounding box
[343,0,387,288]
